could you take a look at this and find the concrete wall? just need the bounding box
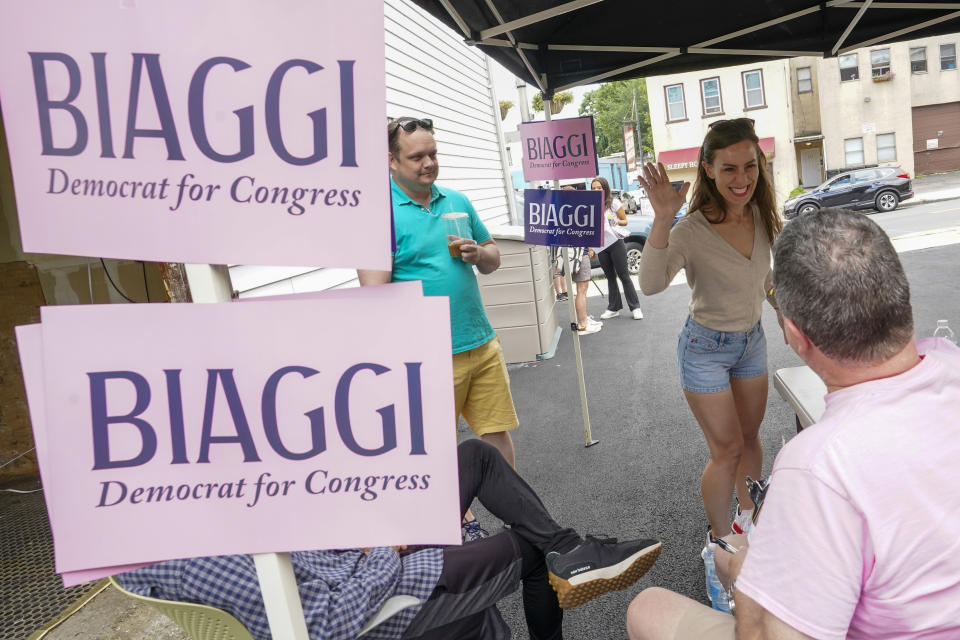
[789,57,822,138]
[646,59,797,205]
[910,34,960,108]
[817,44,915,176]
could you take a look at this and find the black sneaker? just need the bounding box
[461,519,490,543]
[556,292,569,301]
[546,535,662,609]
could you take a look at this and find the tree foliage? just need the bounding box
[579,79,653,159]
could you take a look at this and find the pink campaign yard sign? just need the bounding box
[29,294,461,575]
[15,324,148,586]
[0,0,390,269]
[518,116,599,181]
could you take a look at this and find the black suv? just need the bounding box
[783,166,913,219]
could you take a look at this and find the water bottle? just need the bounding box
[701,543,731,613]
[933,319,957,344]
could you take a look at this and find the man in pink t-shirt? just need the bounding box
[627,207,960,639]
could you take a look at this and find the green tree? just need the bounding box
[579,79,653,160]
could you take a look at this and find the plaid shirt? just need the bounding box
[117,547,443,640]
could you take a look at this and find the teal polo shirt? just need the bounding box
[390,178,495,354]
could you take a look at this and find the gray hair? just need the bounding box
[773,207,913,364]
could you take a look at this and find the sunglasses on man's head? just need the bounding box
[390,118,434,136]
[707,117,755,130]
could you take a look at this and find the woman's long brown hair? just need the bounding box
[591,176,613,211]
[689,120,781,243]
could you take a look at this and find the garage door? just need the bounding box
[913,102,960,174]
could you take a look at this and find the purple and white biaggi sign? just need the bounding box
[0,0,390,269]
[518,116,599,181]
[16,288,461,581]
[523,189,604,247]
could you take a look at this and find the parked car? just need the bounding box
[783,166,913,219]
[590,204,687,275]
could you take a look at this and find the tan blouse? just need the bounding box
[639,207,774,332]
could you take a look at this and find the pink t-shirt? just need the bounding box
[737,338,960,639]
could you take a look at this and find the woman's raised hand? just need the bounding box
[637,162,690,221]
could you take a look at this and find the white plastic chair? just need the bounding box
[109,576,420,639]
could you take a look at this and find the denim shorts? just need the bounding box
[677,316,767,394]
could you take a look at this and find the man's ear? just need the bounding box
[783,317,811,354]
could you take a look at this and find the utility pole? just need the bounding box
[516,78,532,123]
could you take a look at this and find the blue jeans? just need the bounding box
[677,317,767,393]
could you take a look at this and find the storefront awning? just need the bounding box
[657,137,775,170]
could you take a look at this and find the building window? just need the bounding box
[871,49,891,77]
[844,138,864,166]
[742,70,765,109]
[911,47,927,73]
[665,84,686,121]
[839,54,859,81]
[941,43,956,70]
[797,67,812,93]
[877,133,897,162]
[700,77,723,115]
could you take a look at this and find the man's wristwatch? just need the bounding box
[726,579,736,615]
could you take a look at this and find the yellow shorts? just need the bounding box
[452,336,519,436]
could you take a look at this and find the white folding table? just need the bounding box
[772,366,827,432]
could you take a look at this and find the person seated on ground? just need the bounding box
[118,439,662,640]
[626,207,960,639]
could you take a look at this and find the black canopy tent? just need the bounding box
[412,0,960,96]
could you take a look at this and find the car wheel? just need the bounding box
[798,202,819,215]
[875,191,899,212]
[625,241,644,275]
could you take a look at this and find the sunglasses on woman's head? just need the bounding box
[707,117,755,130]
[390,118,434,136]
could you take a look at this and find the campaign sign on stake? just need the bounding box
[523,188,604,248]
[25,292,460,575]
[0,0,389,268]
[15,324,149,586]
[518,116,598,181]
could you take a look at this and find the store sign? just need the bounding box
[0,0,389,268]
[523,188,604,247]
[665,161,699,170]
[16,288,460,580]
[623,126,637,172]
[519,116,599,181]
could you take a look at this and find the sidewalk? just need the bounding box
[902,170,960,205]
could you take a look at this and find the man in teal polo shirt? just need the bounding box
[358,118,519,532]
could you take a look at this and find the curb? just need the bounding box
[901,193,960,207]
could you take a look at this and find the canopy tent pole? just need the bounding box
[478,0,606,40]
[542,105,599,448]
[832,0,875,54]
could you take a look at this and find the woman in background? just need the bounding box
[591,176,643,321]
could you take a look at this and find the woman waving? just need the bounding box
[638,118,781,556]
